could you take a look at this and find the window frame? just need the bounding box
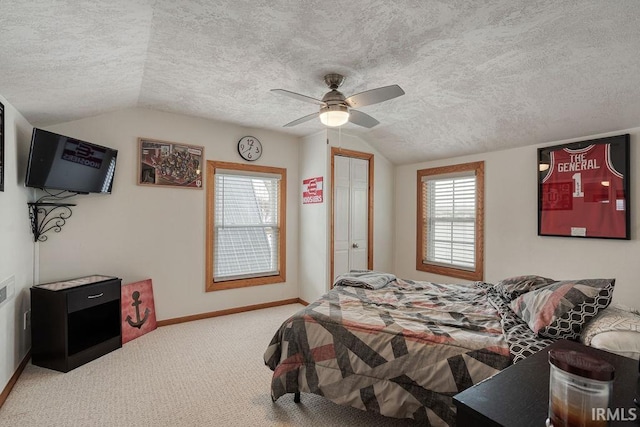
[206,160,286,292]
[416,161,484,281]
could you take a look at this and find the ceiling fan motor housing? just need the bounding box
[320,103,349,115]
[321,89,347,105]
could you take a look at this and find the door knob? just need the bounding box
[352,243,359,248]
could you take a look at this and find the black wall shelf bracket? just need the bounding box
[28,203,76,242]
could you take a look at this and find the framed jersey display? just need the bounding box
[538,134,630,239]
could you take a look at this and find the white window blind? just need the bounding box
[422,174,476,270]
[214,172,280,282]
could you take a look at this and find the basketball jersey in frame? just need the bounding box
[540,143,625,238]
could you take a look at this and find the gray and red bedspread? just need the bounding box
[264,278,517,426]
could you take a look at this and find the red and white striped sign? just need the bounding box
[302,177,323,204]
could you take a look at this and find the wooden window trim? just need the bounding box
[206,160,287,291]
[416,161,484,281]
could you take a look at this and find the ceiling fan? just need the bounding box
[271,73,405,128]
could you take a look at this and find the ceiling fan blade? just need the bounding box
[271,89,325,106]
[345,84,405,108]
[348,109,379,128]
[283,112,320,127]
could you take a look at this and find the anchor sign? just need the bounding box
[126,290,151,329]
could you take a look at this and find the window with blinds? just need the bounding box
[214,172,280,281]
[423,175,476,269]
[416,161,484,281]
[206,161,287,291]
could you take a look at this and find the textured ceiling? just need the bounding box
[2,0,640,164]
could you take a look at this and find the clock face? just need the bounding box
[237,136,262,161]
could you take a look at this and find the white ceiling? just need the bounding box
[2,0,640,164]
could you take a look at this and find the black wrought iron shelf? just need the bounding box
[27,202,76,242]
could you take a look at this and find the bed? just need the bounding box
[264,272,616,426]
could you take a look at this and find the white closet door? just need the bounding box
[349,158,369,271]
[333,156,351,280]
[333,156,369,281]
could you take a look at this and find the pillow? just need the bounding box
[580,305,640,360]
[493,275,556,302]
[589,332,640,360]
[509,279,615,339]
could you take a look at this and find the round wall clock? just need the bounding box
[237,136,262,161]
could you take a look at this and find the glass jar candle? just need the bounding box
[547,349,615,427]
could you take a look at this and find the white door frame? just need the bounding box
[330,147,374,288]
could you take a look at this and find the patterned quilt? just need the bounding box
[264,279,514,426]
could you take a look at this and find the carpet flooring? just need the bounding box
[0,303,416,426]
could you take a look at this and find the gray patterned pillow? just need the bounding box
[493,275,556,302]
[509,279,615,340]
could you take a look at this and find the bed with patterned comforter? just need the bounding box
[264,275,553,426]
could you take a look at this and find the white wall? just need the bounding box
[41,108,300,320]
[0,95,35,393]
[298,131,329,303]
[298,129,395,303]
[395,128,640,309]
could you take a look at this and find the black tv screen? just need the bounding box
[25,128,118,194]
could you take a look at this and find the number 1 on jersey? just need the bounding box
[572,172,584,198]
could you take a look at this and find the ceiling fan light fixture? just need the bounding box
[319,104,349,127]
[273,73,404,129]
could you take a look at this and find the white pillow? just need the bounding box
[589,331,640,360]
[580,304,640,360]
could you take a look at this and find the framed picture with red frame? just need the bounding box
[537,134,630,239]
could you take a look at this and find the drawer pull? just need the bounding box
[87,293,104,299]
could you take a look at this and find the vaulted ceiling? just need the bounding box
[2,1,640,164]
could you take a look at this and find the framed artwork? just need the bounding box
[121,279,157,344]
[538,134,630,239]
[0,101,4,192]
[138,137,204,189]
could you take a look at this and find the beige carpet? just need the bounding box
[0,304,416,426]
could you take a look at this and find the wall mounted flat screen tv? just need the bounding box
[25,128,118,194]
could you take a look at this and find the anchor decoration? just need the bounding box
[121,278,157,344]
[126,290,151,329]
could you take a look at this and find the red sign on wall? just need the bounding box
[302,176,323,204]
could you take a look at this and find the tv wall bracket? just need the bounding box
[27,202,76,242]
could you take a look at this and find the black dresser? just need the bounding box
[31,275,122,373]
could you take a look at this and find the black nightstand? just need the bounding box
[453,339,640,427]
[31,275,122,373]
